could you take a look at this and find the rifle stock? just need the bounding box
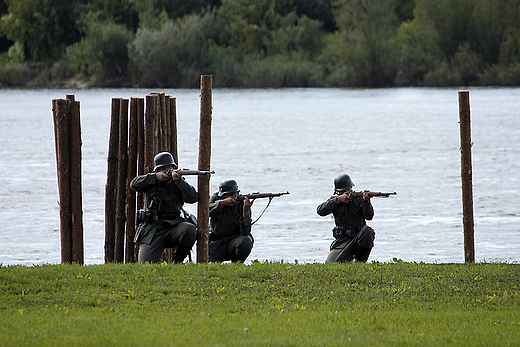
[237,191,290,200]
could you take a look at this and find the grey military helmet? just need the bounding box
[218,179,239,196]
[334,173,355,193]
[153,152,177,171]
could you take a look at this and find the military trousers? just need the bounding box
[209,235,253,263]
[326,226,375,263]
[138,221,197,263]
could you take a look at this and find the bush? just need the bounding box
[129,15,211,88]
[236,56,324,87]
[479,63,520,86]
[67,21,133,85]
[0,63,31,86]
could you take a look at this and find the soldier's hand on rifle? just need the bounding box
[361,191,371,203]
[169,170,181,181]
[336,191,353,204]
[220,196,238,207]
[156,171,171,182]
[242,197,252,218]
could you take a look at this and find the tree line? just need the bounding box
[1,0,519,88]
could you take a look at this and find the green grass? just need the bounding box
[1,261,519,346]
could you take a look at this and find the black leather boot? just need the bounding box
[355,247,372,262]
[173,244,192,263]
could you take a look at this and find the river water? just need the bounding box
[1,87,519,265]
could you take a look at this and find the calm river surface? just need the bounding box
[1,87,519,265]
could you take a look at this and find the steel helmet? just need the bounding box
[334,173,355,193]
[153,152,177,171]
[218,179,239,197]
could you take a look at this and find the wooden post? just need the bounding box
[459,91,475,263]
[105,98,121,262]
[53,96,83,264]
[137,97,145,210]
[144,94,156,174]
[170,98,178,166]
[197,75,213,263]
[135,98,145,262]
[115,99,129,263]
[126,98,139,263]
[53,99,72,264]
[69,100,84,264]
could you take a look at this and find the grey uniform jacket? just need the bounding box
[317,196,374,232]
[208,193,252,240]
[130,173,198,245]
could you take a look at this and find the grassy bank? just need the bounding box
[1,261,518,346]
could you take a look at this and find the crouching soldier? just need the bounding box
[208,179,254,263]
[317,173,375,263]
[130,152,198,263]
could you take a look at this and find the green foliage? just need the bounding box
[81,0,140,31]
[129,15,211,87]
[0,0,81,61]
[1,0,520,87]
[263,12,324,58]
[0,61,30,86]
[236,55,325,87]
[333,0,400,86]
[0,262,519,346]
[67,20,133,84]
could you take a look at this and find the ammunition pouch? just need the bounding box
[136,209,155,224]
[332,226,356,239]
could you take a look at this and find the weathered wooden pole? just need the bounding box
[68,99,84,264]
[459,91,475,263]
[105,98,121,262]
[137,97,145,210]
[144,94,156,174]
[53,99,72,264]
[197,75,213,263]
[53,96,84,264]
[115,99,129,263]
[126,98,139,263]
[134,98,145,262]
[170,98,178,166]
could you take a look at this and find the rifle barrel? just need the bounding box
[350,191,397,198]
[176,169,215,175]
[237,191,290,200]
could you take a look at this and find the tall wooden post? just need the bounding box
[126,98,139,263]
[69,99,84,264]
[170,98,178,166]
[137,98,145,210]
[53,99,72,264]
[53,96,83,264]
[105,98,121,262]
[459,91,475,263]
[144,95,156,174]
[115,99,129,263]
[197,75,213,263]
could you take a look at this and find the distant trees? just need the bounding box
[0,0,519,87]
[0,0,81,61]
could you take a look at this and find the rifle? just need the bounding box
[166,168,215,176]
[346,190,397,198]
[235,191,289,225]
[236,191,290,201]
